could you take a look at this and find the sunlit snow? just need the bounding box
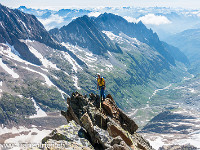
[62,51,81,73]
[29,98,47,118]
[72,76,81,90]
[102,31,141,46]
[23,66,54,86]
[28,46,59,70]
[0,58,19,78]
[147,136,165,150]
[1,126,51,144]
[22,66,68,98]
[0,43,37,66]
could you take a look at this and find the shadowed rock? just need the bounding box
[59,92,152,149]
[43,92,153,149]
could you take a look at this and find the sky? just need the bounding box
[0,0,199,10]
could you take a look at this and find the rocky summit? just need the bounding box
[42,92,153,150]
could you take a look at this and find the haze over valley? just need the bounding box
[0,3,200,149]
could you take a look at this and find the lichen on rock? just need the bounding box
[43,92,153,150]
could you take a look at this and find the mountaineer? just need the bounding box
[97,73,106,101]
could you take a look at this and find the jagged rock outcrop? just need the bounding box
[43,92,153,149]
[42,120,94,149]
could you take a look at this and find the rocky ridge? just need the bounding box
[42,92,153,149]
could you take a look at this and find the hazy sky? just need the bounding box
[0,0,199,9]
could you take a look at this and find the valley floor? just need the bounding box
[128,74,200,149]
[141,109,200,149]
[0,112,66,149]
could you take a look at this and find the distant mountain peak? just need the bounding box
[50,14,122,55]
[0,4,85,66]
[18,6,27,9]
[94,13,176,65]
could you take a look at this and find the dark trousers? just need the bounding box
[99,86,105,100]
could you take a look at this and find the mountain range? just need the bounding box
[0,3,190,127]
[166,28,200,75]
[18,6,200,40]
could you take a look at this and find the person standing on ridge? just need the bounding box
[97,73,106,101]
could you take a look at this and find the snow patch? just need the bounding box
[147,136,165,150]
[0,81,2,86]
[72,75,81,90]
[0,58,19,78]
[29,98,47,118]
[22,67,68,98]
[103,31,140,47]
[72,17,78,20]
[6,42,21,57]
[0,43,36,66]
[56,88,67,99]
[23,66,54,86]
[62,51,82,73]
[62,42,97,63]
[3,126,51,144]
[105,63,113,70]
[28,46,59,70]
[102,31,117,41]
[189,88,197,93]
[17,95,23,98]
[108,51,113,56]
[127,109,138,117]
[0,21,6,30]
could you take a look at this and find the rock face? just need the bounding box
[49,15,122,55]
[94,13,176,66]
[43,92,153,149]
[0,4,85,66]
[42,120,94,149]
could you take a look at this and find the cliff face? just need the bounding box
[42,92,153,150]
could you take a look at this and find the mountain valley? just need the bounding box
[0,3,200,149]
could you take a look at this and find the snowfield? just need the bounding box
[0,58,19,78]
[143,131,200,149]
[28,45,59,70]
[61,50,82,73]
[0,126,51,145]
[22,66,68,98]
[102,31,141,47]
[140,108,200,149]
[62,42,97,64]
[29,98,47,118]
[0,43,37,66]
[72,75,81,90]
